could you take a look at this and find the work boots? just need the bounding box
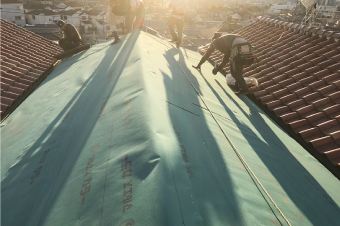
[234,81,249,95]
[110,31,121,45]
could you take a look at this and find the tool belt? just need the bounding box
[230,42,255,71]
[233,43,255,66]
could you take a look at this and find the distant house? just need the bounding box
[231,13,242,21]
[59,10,82,26]
[25,9,61,25]
[80,20,94,34]
[56,3,74,11]
[45,4,62,12]
[82,0,100,6]
[24,24,61,41]
[23,2,45,13]
[269,4,295,14]
[84,9,109,33]
[1,0,25,27]
[40,0,53,4]
[64,2,85,11]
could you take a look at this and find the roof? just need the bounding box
[96,20,104,25]
[198,16,340,172]
[23,2,45,9]
[26,9,58,15]
[31,32,61,41]
[59,9,80,16]
[63,1,84,7]
[82,20,92,25]
[1,0,22,4]
[84,9,105,16]
[44,4,59,10]
[1,30,340,226]
[24,24,59,29]
[0,19,62,117]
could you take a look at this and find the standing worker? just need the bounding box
[57,20,82,51]
[193,33,255,95]
[110,0,130,45]
[124,0,145,33]
[168,0,188,48]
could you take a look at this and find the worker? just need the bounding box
[124,0,145,33]
[57,20,82,51]
[109,2,122,45]
[193,33,255,95]
[168,0,188,48]
[110,0,131,45]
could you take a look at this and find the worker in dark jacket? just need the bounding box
[57,20,82,51]
[193,33,254,95]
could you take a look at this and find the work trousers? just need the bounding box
[125,1,145,32]
[230,55,248,90]
[168,16,184,43]
[59,39,81,51]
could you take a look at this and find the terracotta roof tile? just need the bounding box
[281,111,301,124]
[312,97,334,111]
[309,80,328,90]
[292,72,308,82]
[287,99,307,111]
[328,62,340,72]
[300,127,323,141]
[272,105,291,115]
[2,91,20,100]
[300,75,317,85]
[0,19,62,116]
[314,69,332,79]
[329,91,340,103]
[319,84,338,96]
[323,104,340,118]
[266,99,282,109]
[318,119,340,135]
[306,112,329,126]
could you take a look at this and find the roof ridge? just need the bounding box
[257,16,340,40]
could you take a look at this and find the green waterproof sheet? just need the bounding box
[2,31,340,226]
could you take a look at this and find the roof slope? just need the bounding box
[1,31,340,226]
[199,17,340,170]
[1,19,62,117]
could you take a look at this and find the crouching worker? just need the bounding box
[193,33,255,95]
[57,20,82,51]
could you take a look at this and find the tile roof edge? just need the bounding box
[1,60,60,122]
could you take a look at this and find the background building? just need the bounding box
[1,0,25,27]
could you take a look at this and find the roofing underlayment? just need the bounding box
[199,17,340,172]
[1,31,340,226]
[0,19,62,117]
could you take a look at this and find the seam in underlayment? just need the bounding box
[148,33,292,226]
[98,33,138,225]
[166,144,186,226]
[191,103,252,131]
[165,101,199,116]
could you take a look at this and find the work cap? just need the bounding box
[57,20,66,27]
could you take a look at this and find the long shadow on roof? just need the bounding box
[190,67,340,225]
[159,45,289,225]
[1,32,141,226]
